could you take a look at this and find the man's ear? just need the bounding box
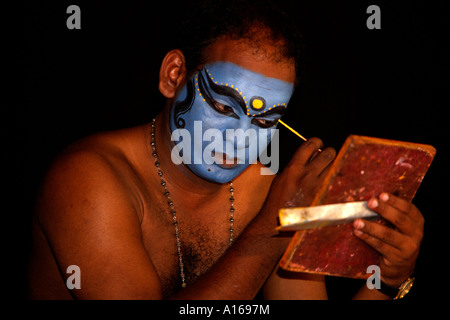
[159,49,187,98]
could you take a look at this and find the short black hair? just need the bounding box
[166,0,304,85]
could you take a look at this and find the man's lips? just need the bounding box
[212,151,239,168]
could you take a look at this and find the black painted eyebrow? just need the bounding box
[253,105,287,118]
[199,68,247,115]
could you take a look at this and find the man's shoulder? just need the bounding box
[50,125,147,179]
[37,126,148,221]
[47,132,126,182]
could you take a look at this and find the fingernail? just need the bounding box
[368,198,378,209]
[380,193,389,202]
[353,219,365,229]
[354,229,364,236]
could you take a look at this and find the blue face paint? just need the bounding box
[170,61,294,183]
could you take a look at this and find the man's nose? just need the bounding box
[223,118,253,149]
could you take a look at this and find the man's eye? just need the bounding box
[207,98,239,119]
[213,101,233,113]
[252,118,279,128]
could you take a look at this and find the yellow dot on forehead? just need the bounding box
[252,99,264,110]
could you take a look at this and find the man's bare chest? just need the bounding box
[135,165,273,297]
[140,200,245,297]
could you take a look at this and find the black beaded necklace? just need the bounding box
[150,118,235,288]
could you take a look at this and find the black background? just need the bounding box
[18,0,448,304]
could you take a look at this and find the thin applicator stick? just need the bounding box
[278,120,308,141]
[278,119,322,151]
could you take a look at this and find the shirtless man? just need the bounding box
[27,0,424,299]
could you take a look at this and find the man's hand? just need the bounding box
[172,138,336,299]
[261,137,335,300]
[353,193,424,287]
[263,137,336,217]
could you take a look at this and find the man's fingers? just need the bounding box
[311,147,336,177]
[354,231,403,262]
[378,193,424,224]
[367,194,423,237]
[287,137,324,167]
[353,193,424,289]
[353,219,406,251]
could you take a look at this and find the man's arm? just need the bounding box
[168,138,336,299]
[37,138,334,299]
[263,268,328,300]
[37,150,164,299]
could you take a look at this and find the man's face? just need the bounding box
[170,61,295,183]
